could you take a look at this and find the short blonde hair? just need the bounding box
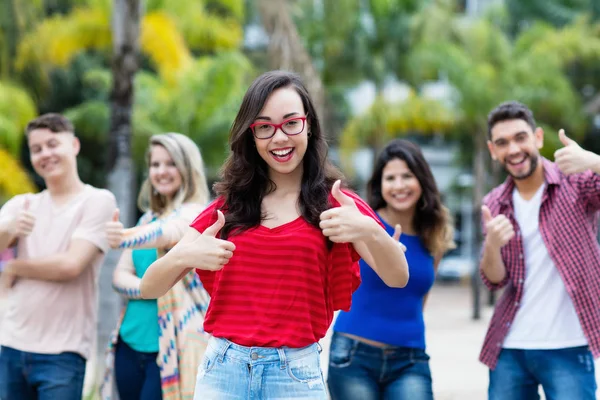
[138,133,210,214]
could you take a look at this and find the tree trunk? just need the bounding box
[96,0,141,395]
[471,130,487,320]
[257,0,328,135]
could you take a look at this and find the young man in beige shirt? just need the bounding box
[0,113,116,400]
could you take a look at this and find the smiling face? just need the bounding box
[252,86,308,178]
[488,119,543,180]
[149,144,182,199]
[28,128,80,182]
[381,158,423,214]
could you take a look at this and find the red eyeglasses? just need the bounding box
[249,116,308,140]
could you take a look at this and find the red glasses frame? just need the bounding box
[249,116,308,139]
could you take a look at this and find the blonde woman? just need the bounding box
[100,133,211,400]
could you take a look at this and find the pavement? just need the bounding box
[2,282,599,399]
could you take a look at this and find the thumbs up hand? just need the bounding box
[319,180,378,244]
[13,195,35,237]
[106,208,125,249]
[392,224,407,252]
[178,210,236,271]
[554,129,597,175]
[482,205,514,250]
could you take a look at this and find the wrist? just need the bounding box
[483,238,501,253]
[4,260,19,275]
[362,219,386,244]
[588,152,600,174]
[0,218,16,237]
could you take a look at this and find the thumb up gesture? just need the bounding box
[106,209,124,249]
[13,196,35,237]
[482,205,514,250]
[554,129,595,175]
[320,180,377,243]
[392,224,407,252]
[181,211,236,271]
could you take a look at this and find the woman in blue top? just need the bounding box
[327,139,455,400]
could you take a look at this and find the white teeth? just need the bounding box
[508,155,526,165]
[272,149,293,157]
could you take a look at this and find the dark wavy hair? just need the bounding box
[367,139,455,258]
[214,70,344,239]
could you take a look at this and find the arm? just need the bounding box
[479,205,513,289]
[320,181,409,288]
[0,195,33,252]
[140,210,235,299]
[480,241,508,285]
[5,239,101,282]
[112,249,144,299]
[112,204,203,250]
[352,224,409,288]
[140,228,198,299]
[0,219,17,252]
[6,190,116,283]
[554,130,600,209]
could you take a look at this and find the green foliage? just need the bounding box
[406,14,599,161]
[0,148,37,202]
[505,0,597,30]
[61,51,254,186]
[0,81,37,156]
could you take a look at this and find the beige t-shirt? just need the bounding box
[0,185,116,359]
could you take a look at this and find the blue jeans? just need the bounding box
[0,346,86,400]
[327,333,434,400]
[193,336,327,399]
[489,347,597,400]
[114,338,162,400]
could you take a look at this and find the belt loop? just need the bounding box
[317,342,323,354]
[218,339,231,363]
[277,348,287,370]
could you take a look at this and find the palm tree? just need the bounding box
[257,0,328,132]
[407,8,600,317]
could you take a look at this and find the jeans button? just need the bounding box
[251,352,258,360]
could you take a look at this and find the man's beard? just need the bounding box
[503,153,539,180]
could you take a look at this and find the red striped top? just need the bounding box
[190,190,382,348]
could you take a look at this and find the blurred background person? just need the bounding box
[0,113,116,400]
[100,133,211,400]
[327,139,455,400]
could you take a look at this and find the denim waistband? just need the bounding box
[207,337,321,368]
[335,333,428,360]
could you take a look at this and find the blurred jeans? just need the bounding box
[193,336,327,399]
[327,332,434,400]
[489,347,597,400]
[114,338,162,400]
[0,346,85,400]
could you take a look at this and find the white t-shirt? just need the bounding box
[0,185,116,359]
[503,183,587,349]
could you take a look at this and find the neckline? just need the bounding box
[375,211,418,238]
[257,216,305,233]
[513,182,545,204]
[48,184,89,214]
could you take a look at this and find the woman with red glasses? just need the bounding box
[140,70,409,399]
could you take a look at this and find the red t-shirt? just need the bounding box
[190,190,383,348]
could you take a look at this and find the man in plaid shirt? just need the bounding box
[480,101,600,400]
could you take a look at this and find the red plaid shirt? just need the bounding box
[479,158,600,369]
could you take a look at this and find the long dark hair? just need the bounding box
[214,70,344,239]
[367,139,455,258]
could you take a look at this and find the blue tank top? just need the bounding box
[119,247,160,353]
[333,214,435,349]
